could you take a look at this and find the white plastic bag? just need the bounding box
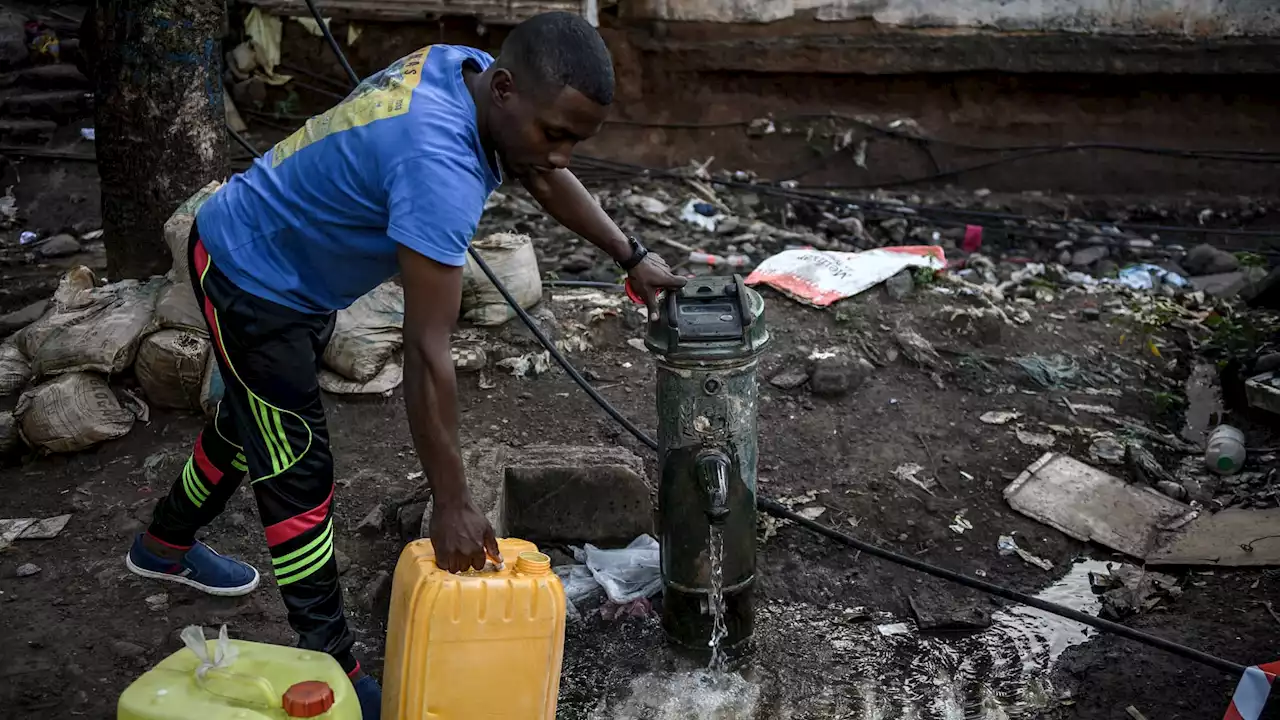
[15,372,135,453]
[322,282,403,383]
[135,329,210,410]
[746,246,946,307]
[461,233,542,326]
[575,534,662,604]
[163,181,223,284]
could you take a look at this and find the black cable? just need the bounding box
[225,125,261,157]
[302,0,361,88]
[545,280,626,290]
[267,8,1261,680]
[758,497,1247,677]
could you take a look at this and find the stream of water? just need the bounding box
[706,525,728,673]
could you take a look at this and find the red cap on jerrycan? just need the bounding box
[283,680,336,717]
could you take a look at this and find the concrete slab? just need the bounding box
[1148,508,1280,567]
[501,444,653,546]
[1003,452,1193,560]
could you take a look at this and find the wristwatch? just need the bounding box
[616,236,649,272]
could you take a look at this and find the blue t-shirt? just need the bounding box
[196,44,503,313]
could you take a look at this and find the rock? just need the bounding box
[359,570,393,616]
[501,445,652,545]
[0,299,48,336]
[335,548,351,575]
[894,327,941,369]
[398,501,428,540]
[1183,244,1239,275]
[884,269,914,300]
[769,366,809,390]
[145,593,169,611]
[1080,307,1102,321]
[1155,480,1188,501]
[1190,268,1269,299]
[560,250,594,273]
[1057,250,1072,266]
[808,357,873,397]
[133,497,160,524]
[15,562,40,577]
[355,503,387,536]
[908,591,991,631]
[1071,246,1109,268]
[111,641,147,659]
[35,233,82,258]
[1094,260,1119,279]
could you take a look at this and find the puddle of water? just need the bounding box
[590,669,761,720]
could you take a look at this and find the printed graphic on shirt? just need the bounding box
[271,46,432,167]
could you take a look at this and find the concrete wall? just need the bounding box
[626,0,1280,35]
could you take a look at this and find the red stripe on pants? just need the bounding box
[264,487,334,547]
[193,434,224,485]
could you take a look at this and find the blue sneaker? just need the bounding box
[353,675,381,719]
[125,534,260,597]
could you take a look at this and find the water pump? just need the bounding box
[644,274,769,658]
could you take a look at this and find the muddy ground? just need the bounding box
[2,154,1280,717]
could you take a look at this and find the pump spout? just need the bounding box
[696,450,732,523]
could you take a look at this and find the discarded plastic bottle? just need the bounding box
[1205,424,1246,475]
[688,251,750,269]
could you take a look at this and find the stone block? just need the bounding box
[501,444,653,546]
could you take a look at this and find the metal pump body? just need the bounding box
[645,274,769,656]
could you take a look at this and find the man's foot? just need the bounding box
[352,674,381,720]
[125,534,260,597]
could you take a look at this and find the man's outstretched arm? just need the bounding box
[397,245,500,573]
[521,168,686,318]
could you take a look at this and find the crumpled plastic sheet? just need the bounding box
[558,534,662,617]
[1112,264,1188,290]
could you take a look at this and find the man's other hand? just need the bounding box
[429,501,502,573]
[629,253,686,322]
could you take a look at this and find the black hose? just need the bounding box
[759,497,1247,676]
[545,280,626,290]
[302,0,361,89]
[253,4,1258,681]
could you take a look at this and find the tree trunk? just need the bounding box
[93,0,227,280]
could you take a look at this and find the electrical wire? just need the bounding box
[259,5,1261,680]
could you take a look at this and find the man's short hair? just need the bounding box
[497,11,615,106]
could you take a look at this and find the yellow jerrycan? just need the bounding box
[382,537,566,719]
[118,625,360,720]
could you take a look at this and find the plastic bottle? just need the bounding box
[117,628,360,719]
[1205,424,1246,475]
[382,538,566,720]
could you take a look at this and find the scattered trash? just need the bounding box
[1089,564,1181,619]
[555,562,605,618]
[980,410,1021,425]
[1004,453,1191,560]
[0,514,72,551]
[1088,434,1127,465]
[1125,442,1179,490]
[19,230,37,245]
[1205,424,1246,476]
[769,366,809,390]
[949,514,973,534]
[1015,354,1091,390]
[79,128,95,141]
[497,351,551,378]
[893,462,938,496]
[571,534,662,605]
[876,622,912,637]
[626,338,647,352]
[688,251,750,269]
[1113,264,1188,291]
[962,225,983,253]
[997,534,1054,571]
[893,327,941,369]
[1016,428,1056,449]
[796,506,826,521]
[15,562,40,577]
[679,199,724,232]
[745,246,946,307]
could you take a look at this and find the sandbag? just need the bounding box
[163,180,223,283]
[322,281,403,383]
[0,339,30,397]
[19,272,164,378]
[136,330,210,410]
[153,280,206,332]
[199,352,225,418]
[461,233,542,326]
[319,352,403,395]
[0,410,20,456]
[15,372,135,453]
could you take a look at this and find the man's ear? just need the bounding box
[490,68,515,107]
